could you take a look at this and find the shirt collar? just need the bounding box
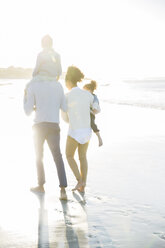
[70,86,79,92]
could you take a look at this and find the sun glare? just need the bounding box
[0,1,165,247]
[0,0,164,79]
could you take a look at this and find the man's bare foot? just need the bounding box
[30,185,45,193]
[59,188,67,200]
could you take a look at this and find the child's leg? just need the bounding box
[95,131,103,146]
[90,114,103,146]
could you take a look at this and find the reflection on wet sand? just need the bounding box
[37,194,50,248]
[36,192,89,248]
[60,192,89,248]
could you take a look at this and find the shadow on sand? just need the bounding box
[36,192,88,248]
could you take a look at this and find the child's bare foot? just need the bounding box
[30,185,45,193]
[98,137,103,146]
[96,132,103,146]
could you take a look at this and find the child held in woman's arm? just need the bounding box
[83,80,103,146]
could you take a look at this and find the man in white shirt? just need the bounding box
[24,79,67,200]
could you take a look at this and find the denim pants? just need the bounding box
[33,122,67,187]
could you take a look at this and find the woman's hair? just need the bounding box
[83,80,97,93]
[41,35,53,49]
[65,66,84,85]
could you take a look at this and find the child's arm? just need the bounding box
[90,109,96,115]
[92,108,100,114]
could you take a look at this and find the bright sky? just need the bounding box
[0,0,165,80]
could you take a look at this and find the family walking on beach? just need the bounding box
[23,35,103,200]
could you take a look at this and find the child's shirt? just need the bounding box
[91,93,100,115]
[32,48,62,80]
[93,94,99,104]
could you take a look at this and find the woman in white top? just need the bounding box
[62,66,100,192]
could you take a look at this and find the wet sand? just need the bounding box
[0,92,165,247]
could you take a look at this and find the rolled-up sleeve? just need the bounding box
[23,85,35,115]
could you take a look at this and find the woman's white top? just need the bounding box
[62,87,100,144]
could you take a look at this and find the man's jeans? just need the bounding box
[33,122,67,187]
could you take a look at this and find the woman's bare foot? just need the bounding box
[59,188,67,200]
[30,185,45,193]
[72,180,84,191]
[78,186,85,193]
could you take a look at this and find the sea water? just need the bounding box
[98,80,165,110]
[1,78,165,110]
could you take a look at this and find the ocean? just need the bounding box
[98,80,165,110]
[0,78,165,111]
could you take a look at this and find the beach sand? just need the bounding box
[0,94,165,247]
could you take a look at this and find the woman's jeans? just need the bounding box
[33,122,67,188]
[66,135,89,185]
